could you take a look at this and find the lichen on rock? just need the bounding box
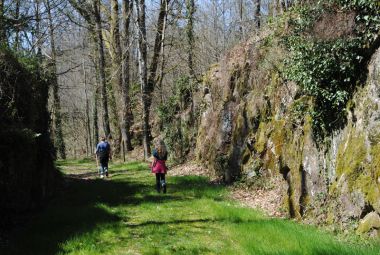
[357,212,380,235]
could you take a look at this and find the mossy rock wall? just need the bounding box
[0,49,60,218]
[329,48,380,221]
[195,10,380,230]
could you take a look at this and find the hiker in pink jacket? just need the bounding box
[151,139,168,193]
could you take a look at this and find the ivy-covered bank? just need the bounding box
[283,0,380,141]
[194,0,380,236]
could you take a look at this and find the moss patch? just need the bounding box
[336,132,367,181]
[255,122,269,154]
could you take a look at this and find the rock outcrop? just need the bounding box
[357,212,380,236]
[0,49,61,215]
[195,5,380,233]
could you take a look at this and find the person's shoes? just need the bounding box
[100,174,104,178]
[161,181,167,194]
[105,171,109,177]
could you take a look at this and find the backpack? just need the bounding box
[97,142,110,159]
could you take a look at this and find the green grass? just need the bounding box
[5,161,380,255]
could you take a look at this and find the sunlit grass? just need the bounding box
[5,160,380,255]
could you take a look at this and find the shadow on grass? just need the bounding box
[5,168,379,255]
[5,171,223,255]
[4,177,147,254]
[125,218,216,228]
[63,169,131,179]
[124,217,267,229]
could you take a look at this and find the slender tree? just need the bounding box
[281,0,290,12]
[136,0,170,158]
[238,0,243,39]
[186,0,195,81]
[121,0,134,154]
[147,0,170,88]
[15,0,20,46]
[35,0,42,57]
[254,0,261,29]
[45,0,67,159]
[185,0,196,127]
[14,0,21,49]
[0,0,5,44]
[82,59,92,155]
[110,0,133,159]
[93,51,100,150]
[135,0,150,158]
[157,0,168,104]
[93,0,111,138]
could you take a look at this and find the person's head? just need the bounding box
[100,136,106,142]
[155,138,167,158]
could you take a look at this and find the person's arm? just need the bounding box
[152,149,158,159]
[151,149,158,167]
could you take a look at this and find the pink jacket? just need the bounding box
[151,159,167,174]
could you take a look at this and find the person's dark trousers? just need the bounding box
[99,157,109,177]
[155,173,166,193]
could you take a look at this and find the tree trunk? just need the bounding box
[92,41,102,151]
[185,0,195,124]
[254,0,261,29]
[136,0,170,158]
[186,0,195,80]
[135,0,150,158]
[35,0,42,57]
[121,0,134,154]
[238,0,243,39]
[148,0,170,87]
[110,0,122,157]
[157,0,168,130]
[111,0,133,161]
[14,0,20,49]
[273,0,279,16]
[212,0,219,61]
[282,0,291,11]
[45,0,66,159]
[93,78,99,152]
[94,0,111,138]
[83,60,92,156]
[0,0,5,44]
[108,85,121,155]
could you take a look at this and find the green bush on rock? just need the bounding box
[282,0,380,140]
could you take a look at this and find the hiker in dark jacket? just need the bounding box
[151,139,168,193]
[95,136,112,178]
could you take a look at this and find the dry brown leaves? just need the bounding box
[169,161,287,218]
[168,161,211,177]
[230,177,287,218]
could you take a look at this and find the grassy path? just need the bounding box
[5,160,380,255]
